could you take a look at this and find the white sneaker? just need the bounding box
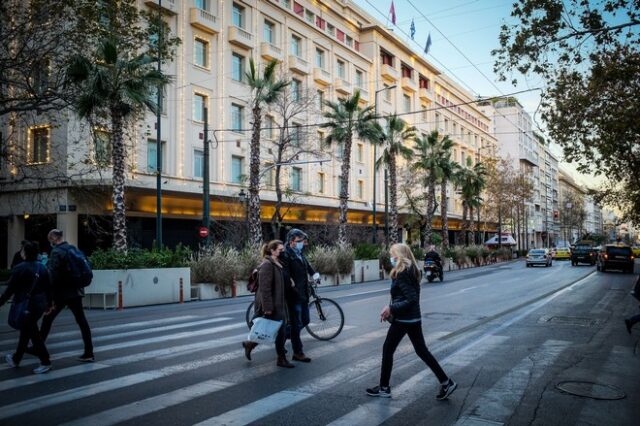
[5,353,17,368]
[33,364,52,374]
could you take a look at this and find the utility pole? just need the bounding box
[384,169,389,247]
[155,0,163,249]
[202,107,210,247]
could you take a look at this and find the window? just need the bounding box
[194,149,204,178]
[318,172,325,194]
[355,69,363,88]
[380,50,394,66]
[263,162,275,187]
[403,94,411,113]
[315,48,325,69]
[291,167,302,191]
[194,38,208,68]
[292,123,302,146]
[444,118,450,132]
[401,64,412,79]
[293,1,303,16]
[305,10,314,23]
[291,34,301,57]
[149,86,167,114]
[194,0,208,10]
[316,90,324,111]
[231,104,244,132]
[357,180,364,199]
[193,93,207,121]
[316,16,326,30]
[336,142,344,158]
[336,29,345,42]
[327,23,335,36]
[29,127,51,164]
[419,75,430,89]
[317,130,325,149]
[147,139,165,172]
[356,143,364,162]
[231,155,244,183]
[421,104,428,121]
[346,35,353,48]
[232,53,244,82]
[264,20,275,44]
[291,79,301,102]
[232,3,244,28]
[94,129,111,166]
[336,59,346,79]
[264,115,274,139]
[435,113,441,130]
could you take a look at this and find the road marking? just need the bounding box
[0,315,199,347]
[58,328,396,426]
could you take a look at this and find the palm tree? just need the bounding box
[437,137,457,249]
[66,37,169,252]
[376,115,416,245]
[455,160,487,246]
[412,131,452,248]
[321,90,378,245]
[245,59,288,250]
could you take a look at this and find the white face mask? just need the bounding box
[390,257,398,267]
[295,242,304,251]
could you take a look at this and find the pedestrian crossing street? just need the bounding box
[0,308,625,425]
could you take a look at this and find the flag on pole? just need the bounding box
[410,18,416,40]
[424,33,432,55]
[389,1,396,25]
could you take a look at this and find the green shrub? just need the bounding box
[465,245,480,263]
[237,246,262,280]
[454,246,468,266]
[89,244,192,270]
[307,245,339,275]
[189,245,240,295]
[410,245,425,261]
[354,243,381,260]
[443,246,457,261]
[335,244,355,275]
[430,233,443,246]
[379,248,392,273]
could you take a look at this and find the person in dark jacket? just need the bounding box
[367,243,457,400]
[39,229,94,362]
[242,240,295,368]
[281,228,319,363]
[424,245,443,273]
[0,241,53,374]
[10,240,28,269]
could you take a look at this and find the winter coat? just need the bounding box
[48,242,85,303]
[282,246,316,304]
[389,264,422,322]
[254,256,288,322]
[0,261,52,319]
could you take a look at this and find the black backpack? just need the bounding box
[64,245,93,288]
[247,268,259,293]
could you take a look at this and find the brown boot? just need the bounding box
[242,341,258,361]
[292,352,311,362]
[277,355,295,368]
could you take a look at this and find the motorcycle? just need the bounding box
[424,260,443,283]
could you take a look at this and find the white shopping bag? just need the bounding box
[248,317,283,344]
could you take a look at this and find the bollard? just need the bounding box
[231,279,237,298]
[117,281,123,311]
[179,277,184,304]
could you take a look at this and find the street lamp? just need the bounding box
[372,84,396,244]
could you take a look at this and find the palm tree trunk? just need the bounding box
[110,107,127,252]
[462,202,468,246]
[441,179,449,249]
[248,105,263,250]
[337,133,353,245]
[388,154,399,245]
[423,177,436,248]
[469,206,474,245]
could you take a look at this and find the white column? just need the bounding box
[6,215,25,267]
[56,212,79,246]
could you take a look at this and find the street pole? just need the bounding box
[155,0,163,249]
[203,107,210,247]
[384,169,389,247]
[498,203,502,249]
[372,85,395,244]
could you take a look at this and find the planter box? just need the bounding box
[353,260,381,282]
[234,280,253,297]
[318,274,337,287]
[192,283,228,300]
[337,273,352,285]
[89,267,190,308]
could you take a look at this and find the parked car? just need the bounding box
[571,243,597,266]
[526,249,553,267]
[553,247,571,260]
[596,245,635,273]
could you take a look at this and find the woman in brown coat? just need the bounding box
[242,240,294,368]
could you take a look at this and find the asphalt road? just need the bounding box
[0,259,638,426]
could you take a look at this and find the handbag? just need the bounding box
[247,317,283,344]
[8,265,40,330]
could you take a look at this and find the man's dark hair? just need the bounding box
[49,229,63,239]
[23,241,40,261]
[286,228,308,243]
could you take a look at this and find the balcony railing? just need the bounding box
[190,7,219,34]
[228,25,255,49]
[144,0,178,15]
[288,55,310,74]
[381,64,399,81]
[313,68,331,85]
[260,42,283,62]
[419,87,434,101]
[401,76,418,92]
[334,78,352,95]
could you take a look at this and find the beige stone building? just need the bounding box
[0,0,497,264]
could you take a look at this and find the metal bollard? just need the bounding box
[179,277,184,304]
[117,281,123,311]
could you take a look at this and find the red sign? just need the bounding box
[198,226,209,238]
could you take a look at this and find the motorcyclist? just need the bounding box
[424,245,443,275]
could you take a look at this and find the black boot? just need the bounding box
[242,341,258,360]
[277,355,295,368]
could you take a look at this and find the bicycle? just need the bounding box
[245,279,345,340]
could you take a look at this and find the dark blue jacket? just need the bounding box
[282,246,315,304]
[389,264,422,322]
[0,261,52,317]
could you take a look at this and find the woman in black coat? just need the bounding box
[366,243,457,400]
[0,241,53,374]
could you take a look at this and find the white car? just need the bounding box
[526,249,553,267]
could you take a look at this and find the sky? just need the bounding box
[357,0,594,186]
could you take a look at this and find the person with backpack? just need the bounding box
[366,243,457,400]
[242,240,295,368]
[38,229,95,362]
[0,241,53,374]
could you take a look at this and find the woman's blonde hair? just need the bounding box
[389,243,419,280]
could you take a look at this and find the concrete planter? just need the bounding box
[337,273,353,285]
[90,267,191,308]
[353,259,381,282]
[319,274,338,287]
[192,283,228,300]
[234,280,252,297]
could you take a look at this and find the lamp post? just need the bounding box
[372,84,396,244]
[202,106,210,247]
[155,0,163,249]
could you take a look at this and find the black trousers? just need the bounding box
[40,297,93,355]
[14,314,50,366]
[380,321,448,387]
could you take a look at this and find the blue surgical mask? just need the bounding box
[295,242,304,251]
[390,257,398,268]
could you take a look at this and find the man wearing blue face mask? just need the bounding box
[282,228,319,362]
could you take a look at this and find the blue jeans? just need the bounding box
[290,302,310,354]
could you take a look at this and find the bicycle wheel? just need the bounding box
[245,301,256,329]
[305,297,344,341]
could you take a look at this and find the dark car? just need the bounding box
[571,244,597,266]
[596,245,635,273]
